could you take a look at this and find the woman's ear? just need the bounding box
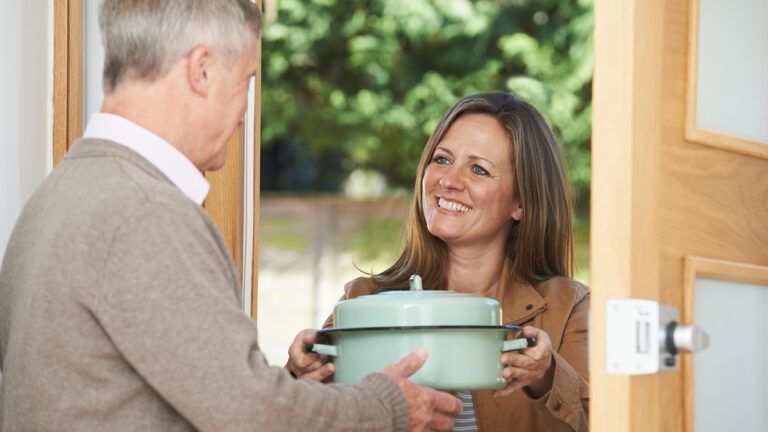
[188,45,213,97]
[511,203,523,222]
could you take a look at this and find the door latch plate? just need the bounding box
[605,299,679,375]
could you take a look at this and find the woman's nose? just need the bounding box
[438,167,466,191]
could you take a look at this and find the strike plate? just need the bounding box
[605,299,679,375]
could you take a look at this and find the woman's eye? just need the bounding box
[433,155,450,165]
[472,165,489,176]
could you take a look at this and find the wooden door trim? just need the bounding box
[53,0,84,167]
[684,0,768,160]
[591,0,666,429]
[203,130,245,284]
[681,256,768,432]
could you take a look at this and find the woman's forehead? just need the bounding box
[438,114,513,160]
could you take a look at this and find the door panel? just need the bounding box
[692,0,768,143]
[592,0,768,430]
[682,258,768,432]
[694,277,767,432]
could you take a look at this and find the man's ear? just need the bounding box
[188,45,214,97]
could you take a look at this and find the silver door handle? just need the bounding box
[663,322,710,354]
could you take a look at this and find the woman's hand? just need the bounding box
[285,329,335,382]
[493,326,556,398]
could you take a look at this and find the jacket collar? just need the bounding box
[495,260,547,325]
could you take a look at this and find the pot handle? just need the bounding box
[304,343,339,357]
[501,337,537,352]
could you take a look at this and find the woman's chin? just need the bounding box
[428,228,463,245]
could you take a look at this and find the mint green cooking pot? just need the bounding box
[306,275,534,390]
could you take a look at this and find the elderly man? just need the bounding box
[0,1,460,431]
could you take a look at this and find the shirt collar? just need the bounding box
[82,113,210,205]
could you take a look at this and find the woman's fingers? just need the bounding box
[501,345,549,370]
[288,339,317,366]
[501,351,535,368]
[290,350,319,369]
[521,325,542,339]
[492,380,526,398]
[493,367,528,397]
[301,329,322,344]
[302,362,335,382]
[501,365,534,386]
[287,329,332,378]
[494,326,554,397]
[306,357,330,372]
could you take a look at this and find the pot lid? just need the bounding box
[332,274,502,328]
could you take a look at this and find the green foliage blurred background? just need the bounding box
[258,2,594,360]
[261,0,593,215]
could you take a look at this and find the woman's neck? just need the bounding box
[445,243,507,298]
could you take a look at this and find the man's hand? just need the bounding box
[382,349,462,432]
[285,329,335,381]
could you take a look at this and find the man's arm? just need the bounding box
[94,203,408,432]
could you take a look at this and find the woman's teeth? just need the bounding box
[438,197,471,213]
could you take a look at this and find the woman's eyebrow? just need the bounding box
[436,147,496,167]
[468,155,496,168]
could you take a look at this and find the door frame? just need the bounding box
[591,0,665,426]
[53,0,83,166]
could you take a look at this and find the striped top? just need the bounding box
[452,390,479,431]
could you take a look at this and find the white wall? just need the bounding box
[0,2,52,264]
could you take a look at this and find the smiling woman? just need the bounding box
[374,93,575,295]
[422,114,521,253]
[287,92,590,431]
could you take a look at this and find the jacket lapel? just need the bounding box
[495,260,547,325]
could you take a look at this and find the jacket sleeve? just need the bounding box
[94,204,408,432]
[527,289,590,431]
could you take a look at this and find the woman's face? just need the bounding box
[421,114,522,249]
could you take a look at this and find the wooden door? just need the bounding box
[591,0,768,431]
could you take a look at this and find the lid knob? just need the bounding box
[409,274,423,291]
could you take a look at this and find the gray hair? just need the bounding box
[99,0,262,92]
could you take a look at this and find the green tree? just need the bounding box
[262,0,593,211]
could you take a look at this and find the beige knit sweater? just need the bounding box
[0,139,407,431]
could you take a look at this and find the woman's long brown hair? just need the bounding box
[372,92,574,291]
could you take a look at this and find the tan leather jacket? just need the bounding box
[323,264,590,431]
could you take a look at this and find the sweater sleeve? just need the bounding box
[527,291,590,431]
[93,203,408,432]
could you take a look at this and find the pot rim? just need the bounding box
[319,324,520,334]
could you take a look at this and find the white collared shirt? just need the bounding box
[82,113,210,205]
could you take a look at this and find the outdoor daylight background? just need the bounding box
[257,0,594,366]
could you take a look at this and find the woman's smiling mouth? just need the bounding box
[437,197,472,213]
